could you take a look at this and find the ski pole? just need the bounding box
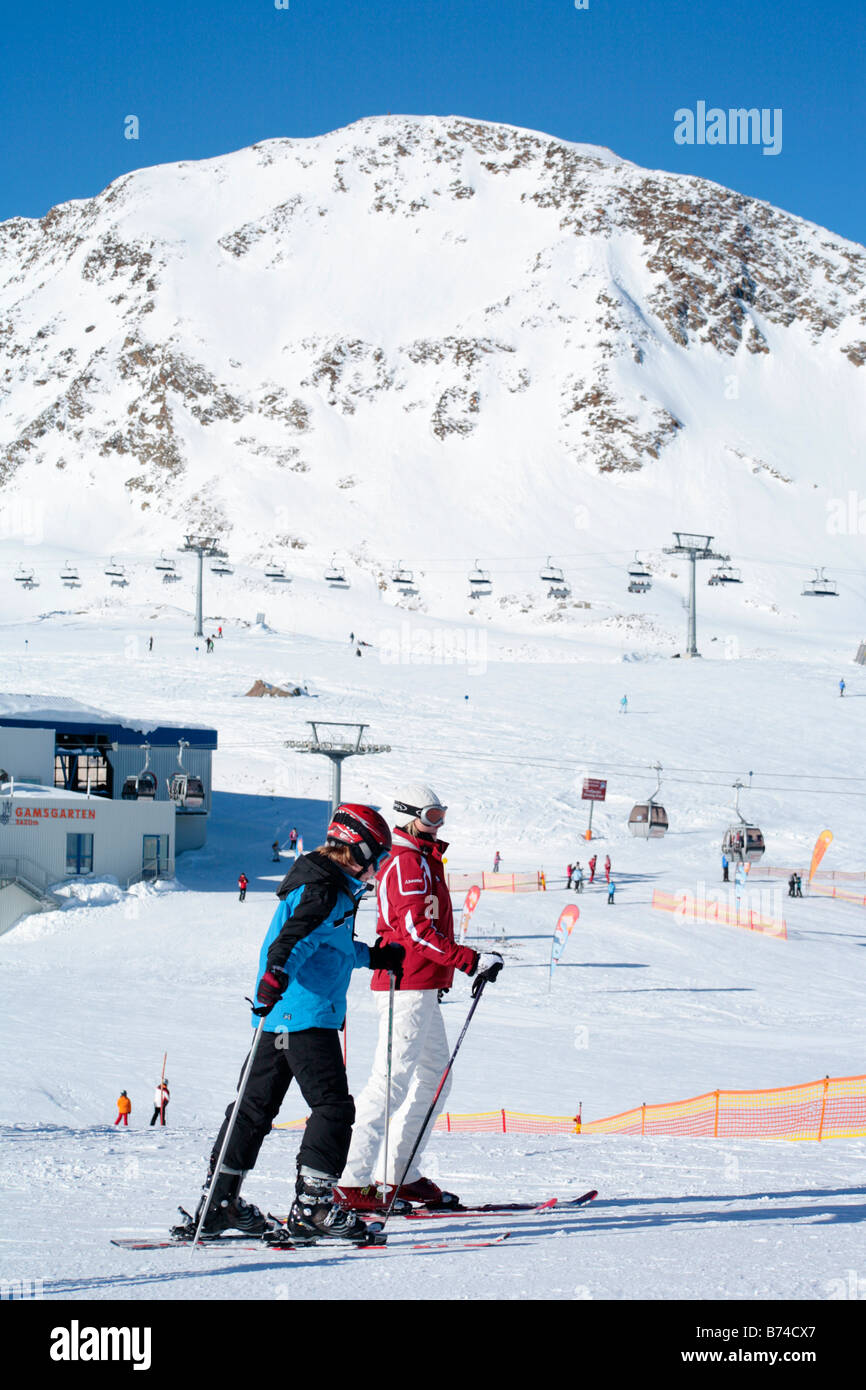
[382,979,487,1223]
[379,973,396,1206]
[190,1014,267,1252]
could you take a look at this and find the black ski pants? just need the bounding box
[210,1028,354,1180]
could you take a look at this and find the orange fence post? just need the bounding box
[501,1108,507,1133]
[640,1103,646,1136]
[817,1076,829,1142]
[446,1112,451,1132]
[713,1090,721,1137]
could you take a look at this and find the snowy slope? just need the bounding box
[1,607,865,1301]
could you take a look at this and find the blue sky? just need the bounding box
[2,0,864,241]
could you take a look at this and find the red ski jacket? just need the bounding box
[371,829,479,991]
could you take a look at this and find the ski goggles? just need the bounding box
[394,800,447,828]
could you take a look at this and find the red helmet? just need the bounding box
[326,804,392,871]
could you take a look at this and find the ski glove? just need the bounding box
[253,968,289,1016]
[368,940,405,982]
[472,951,504,997]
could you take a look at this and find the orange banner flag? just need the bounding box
[808,830,833,882]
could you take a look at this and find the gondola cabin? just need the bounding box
[628,802,669,838]
[722,825,765,863]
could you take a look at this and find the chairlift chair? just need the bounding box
[324,557,349,587]
[802,567,838,598]
[264,559,287,581]
[540,556,565,585]
[105,557,128,586]
[155,555,176,573]
[709,563,742,586]
[628,763,669,839]
[60,561,80,585]
[121,746,158,801]
[14,566,37,588]
[211,557,234,576]
[391,561,415,587]
[627,552,652,593]
[468,560,492,594]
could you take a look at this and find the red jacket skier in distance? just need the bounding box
[371,827,479,991]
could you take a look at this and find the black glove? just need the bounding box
[253,967,288,1016]
[471,951,503,998]
[368,940,405,982]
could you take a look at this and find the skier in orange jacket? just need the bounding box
[115,1092,132,1126]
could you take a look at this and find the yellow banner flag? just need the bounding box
[809,830,833,883]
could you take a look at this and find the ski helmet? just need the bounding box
[326,804,392,870]
[393,783,447,830]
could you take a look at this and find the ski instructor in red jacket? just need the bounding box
[337,783,503,1212]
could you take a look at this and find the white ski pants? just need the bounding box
[342,989,452,1186]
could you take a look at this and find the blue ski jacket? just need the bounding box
[251,851,372,1034]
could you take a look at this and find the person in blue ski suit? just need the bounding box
[188,805,403,1242]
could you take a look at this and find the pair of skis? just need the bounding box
[111,1190,598,1254]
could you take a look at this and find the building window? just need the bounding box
[55,752,111,796]
[142,835,171,881]
[66,834,94,876]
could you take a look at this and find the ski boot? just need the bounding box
[333,1184,412,1216]
[397,1176,461,1209]
[172,1170,271,1241]
[287,1173,386,1245]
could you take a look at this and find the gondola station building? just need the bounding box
[0,695,217,934]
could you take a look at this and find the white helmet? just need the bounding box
[393,782,447,830]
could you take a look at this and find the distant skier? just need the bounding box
[493,850,501,874]
[794,873,803,898]
[150,1080,170,1127]
[573,863,584,894]
[272,840,281,863]
[238,872,248,902]
[722,853,729,883]
[619,695,628,714]
[607,881,616,905]
[566,862,573,889]
[218,626,223,639]
[588,855,597,884]
[839,679,846,697]
[604,855,611,884]
[289,828,298,854]
[115,1092,131,1127]
[148,635,153,652]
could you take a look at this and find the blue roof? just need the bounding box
[0,696,217,749]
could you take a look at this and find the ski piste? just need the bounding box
[110,1231,512,1254]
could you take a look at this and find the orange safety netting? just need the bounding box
[274,1075,866,1140]
[808,882,866,908]
[446,871,544,893]
[759,866,866,883]
[652,888,787,939]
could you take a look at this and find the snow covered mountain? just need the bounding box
[1,114,865,636]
